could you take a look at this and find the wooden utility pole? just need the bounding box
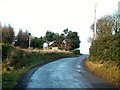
[118,1,120,31]
[0,22,2,43]
[0,22,1,30]
[93,4,97,41]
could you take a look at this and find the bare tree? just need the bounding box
[2,24,15,44]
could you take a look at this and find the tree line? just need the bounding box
[89,12,120,61]
[1,25,80,51]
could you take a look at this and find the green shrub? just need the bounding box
[72,50,81,55]
[90,33,120,61]
[2,44,11,60]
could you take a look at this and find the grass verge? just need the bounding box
[2,46,78,89]
[84,58,120,88]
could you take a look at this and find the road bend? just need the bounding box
[26,54,114,89]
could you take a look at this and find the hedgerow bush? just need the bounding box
[89,33,120,62]
[2,44,12,60]
[72,50,81,55]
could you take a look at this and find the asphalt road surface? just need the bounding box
[24,54,115,89]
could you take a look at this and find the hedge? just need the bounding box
[89,33,120,61]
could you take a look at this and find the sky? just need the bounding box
[0,0,119,54]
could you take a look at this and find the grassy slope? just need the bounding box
[2,47,78,89]
[84,57,120,88]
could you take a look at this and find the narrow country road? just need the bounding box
[25,54,114,89]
